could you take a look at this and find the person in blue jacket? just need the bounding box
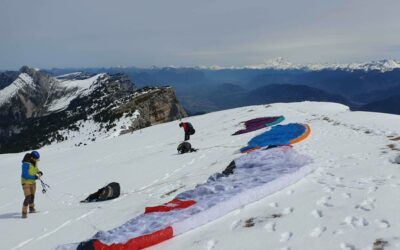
[21,151,43,218]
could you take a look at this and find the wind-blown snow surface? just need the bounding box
[1,102,400,250]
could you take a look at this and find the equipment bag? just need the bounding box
[81,182,120,203]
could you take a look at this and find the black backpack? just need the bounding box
[81,182,121,203]
[187,122,195,135]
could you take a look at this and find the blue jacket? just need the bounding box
[21,161,39,185]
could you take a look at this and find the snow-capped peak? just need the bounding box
[245,57,298,70]
[201,58,400,72]
[0,73,34,106]
[346,59,400,72]
[46,73,105,112]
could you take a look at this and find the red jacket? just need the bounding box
[181,123,189,132]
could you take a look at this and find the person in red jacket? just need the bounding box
[179,122,195,141]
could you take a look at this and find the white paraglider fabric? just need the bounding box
[73,146,313,246]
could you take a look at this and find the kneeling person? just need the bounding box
[177,142,198,154]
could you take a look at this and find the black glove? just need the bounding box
[35,175,39,180]
[38,171,43,177]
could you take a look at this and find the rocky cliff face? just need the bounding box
[0,67,187,153]
[115,87,187,133]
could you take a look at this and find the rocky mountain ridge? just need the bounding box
[0,67,187,153]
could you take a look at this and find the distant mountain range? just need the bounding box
[198,58,400,73]
[32,59,400,115]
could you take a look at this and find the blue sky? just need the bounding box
[1,0,399,69]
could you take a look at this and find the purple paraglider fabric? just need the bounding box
[232,116,284,135]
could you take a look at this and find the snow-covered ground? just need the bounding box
[1,102,400,250]
[54,110,140,147]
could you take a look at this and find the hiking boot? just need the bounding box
[22,213,27,219]
[29,207,36,213]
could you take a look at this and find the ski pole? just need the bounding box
[39,178,50,194]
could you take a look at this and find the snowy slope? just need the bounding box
[1,102,400,250]
[54,110,140,147]
[46,74,105,112]
[0,71,104,113]
[0,73,34,106]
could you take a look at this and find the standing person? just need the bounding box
[179,122,195,141]
[21,151,43,219]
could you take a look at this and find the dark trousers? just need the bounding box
[184,132,190,141]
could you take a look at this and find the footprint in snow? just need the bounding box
[269,202,279,208]
[264,222,276,232]
[342,193,352,199]
[343,216,368,228]
[355,198,375,211]
[280,232,292,242]
[323,186,335,193]
[340,242,357,250]
[332,230,344,235]
[310,226,326,237]
[368,186,378,193]
[311,209,323,218]
[375,219,390,228]
[316,196,333,207]
[206,239,218,250]
[282,207,294,215]
[335,177,344,182]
